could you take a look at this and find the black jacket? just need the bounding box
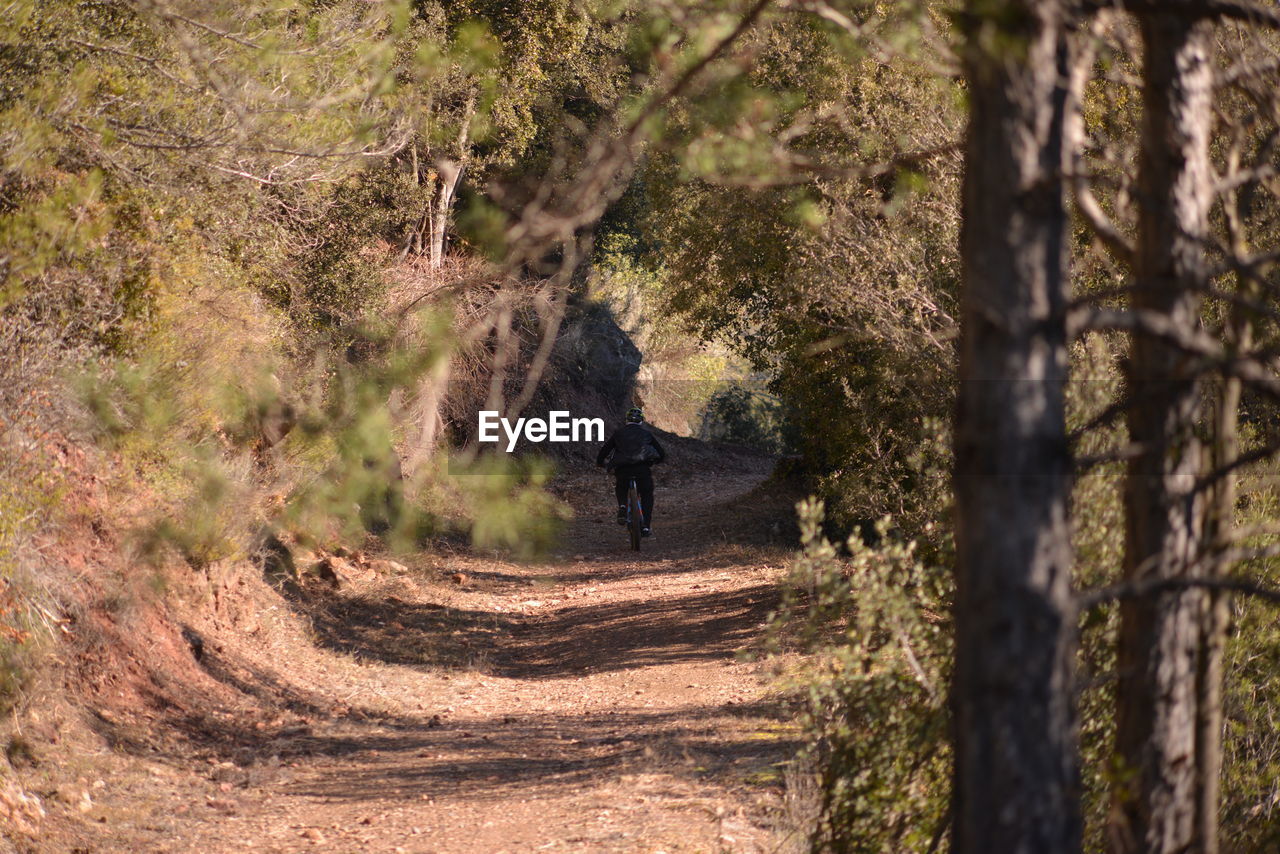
[597,423,666,468]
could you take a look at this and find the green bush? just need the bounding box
[769,499,952,852]
[698,384,793,453]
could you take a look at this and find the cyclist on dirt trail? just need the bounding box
[596,407,665,537]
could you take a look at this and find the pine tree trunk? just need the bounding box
[951,2,1080,851]
[1113,13,1214,854]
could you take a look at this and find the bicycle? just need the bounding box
[624,476,644,551]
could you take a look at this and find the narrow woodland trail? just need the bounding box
[53,456,802,853]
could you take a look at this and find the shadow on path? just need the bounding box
[293,579,778,679]
[280,471,795,679]
[284,700,796,803]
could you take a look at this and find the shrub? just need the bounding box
[769,498,952,852]
[698,384,793,453]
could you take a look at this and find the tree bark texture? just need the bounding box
[952,3,1080,852]
[428,90,476,268]
[1113,13,1214,854]
[1195,165,1255,854]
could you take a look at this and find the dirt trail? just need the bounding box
[48,459,801,853]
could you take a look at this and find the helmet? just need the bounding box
[625,407,644,424]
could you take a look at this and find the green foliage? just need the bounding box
[0,0,419,355]
[588,236,738,433]
[72,290,573,574]
[0,0,677,596]
[0,381,64,716]
[1065,335,1127,849]
[770,498,951,853]
[637,7,962,536]
[276,315,452,552]
[698,384,792,453]
[1218,451,1280,852]
[456,454,570,559]
[436,0,630,160]
[0,0,524,582]
[0,462,56,715]
[77,346,259,569]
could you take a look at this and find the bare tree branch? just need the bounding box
[1074,179,1136,264]
[1216,52,1280,86]
[1079,573,1280,610]
[1085,0,1280,28]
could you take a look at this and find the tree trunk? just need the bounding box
[428,90,476,269]
[1196,363,1235,854]
[1194,156,1255,854]
[1113,13,1214,854]
[406,356,451,475]
[428,161,461,267]
[951,2,1080,852]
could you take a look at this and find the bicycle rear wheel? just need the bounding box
[627,480,642,551]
